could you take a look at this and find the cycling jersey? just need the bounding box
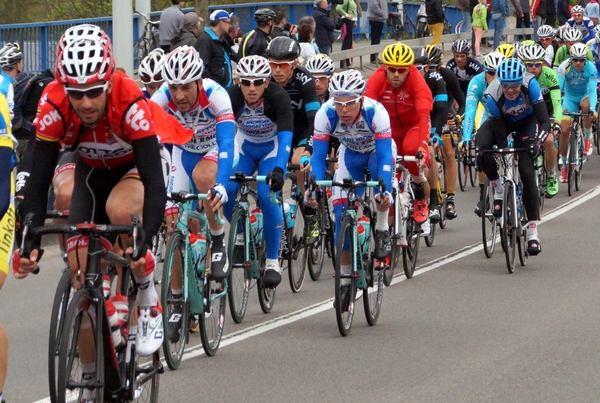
[540,40,560,67]
[462,72,489,141]
[424,70,448,137]
[586,38,600,73]
[533,66,563,122]
[445,57,484,95]
[437,66,466,115]
[557,59,598,114]
[275,66,321,151]
[485,73,546,123]
[566,17,595,43]
[151,78,235,186]
[0,93,15,275]
[552,45,594,68]
[0,71,15,122]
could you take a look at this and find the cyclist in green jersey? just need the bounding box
[519,43,562,197]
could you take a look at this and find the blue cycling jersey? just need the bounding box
[485,73,545,122]
[557,59,599,112]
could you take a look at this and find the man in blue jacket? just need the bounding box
[195,9,236,89]
[313,0,336,55]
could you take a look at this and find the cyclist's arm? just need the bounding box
[529,78,551,135]
[211,88,236,185]
[446,72,466,115]
[271,86,295,170]
[373,111,394,192]
[430,77,448,137]
[299,75,320,154]
[462,75,484,141]
[557,62,566,92]
[311,107,331,181]
[553,46,566,69]
[415,76,434,150]
[542,68,563,123]
[588,66,598,112]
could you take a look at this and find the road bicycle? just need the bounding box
[227,173,282,323]
[457,139,477,192]
[133,11,160,61]
[161,192,228,370]
[534,148,547,216]
[316,175,386,337]
[387,2,417,40]
[563,112,588,196]
[22,214,161,403]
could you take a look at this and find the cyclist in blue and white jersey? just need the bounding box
[461,51,505,215]
[310,69,395,268]
[557,42,598,180]
[138,48,166,98]
[0,42,23,120]
[566,5,595,43]
[585,28,600,72]
[224,55,294,288]
[477,58,550,256]
[151,46,235,282]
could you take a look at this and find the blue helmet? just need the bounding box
[497,58,525,83]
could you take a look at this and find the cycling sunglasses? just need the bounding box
[333,97,361,108]
[239,78,267,87]
[269,61,294,70]
[571,58,586,62]
[525,62,543,68]
[415,65,426,71]
[139,71,163,84]
[385,66,409,74]
[501,82,521,90]
[65,82,109,100]
[572,13,583,17]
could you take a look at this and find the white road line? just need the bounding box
[32,185,600,403]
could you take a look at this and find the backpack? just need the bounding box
[12,70,54,139]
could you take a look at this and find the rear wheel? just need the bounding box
[517,194,528,268]
[384,189,399,286]
[437,154,448,230]
[481,179,498,259]
[287,199,307,292]
[457,149,467,192]
[308,193,330,281]
[567,129,577,196]
[403,214,420,279]
[503,183,517,273]
[227,208,250,323]
[199,279,226,357]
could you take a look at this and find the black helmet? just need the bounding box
[255,8,276,24]
[267,36,300,60]
[426,44,443,65]
[412,46,428,65]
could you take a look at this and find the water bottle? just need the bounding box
[251,208,263,243]
[357,224,367,255]
[285,198,296,228]
[357,216,370,240]
[283,202,294,229]
[107,297,128,348]
[189,233,207,274]
[250,214,259,242]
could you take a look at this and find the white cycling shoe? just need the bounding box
[136,302,164,357]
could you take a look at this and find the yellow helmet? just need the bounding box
[496,43,516,58]
[381,42,414,67]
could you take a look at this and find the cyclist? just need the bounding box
[15,36,168,357]
[537,25,559,67]
[586,28,600,72]
[151,46,235,283]
[0,42,22,120]
[224,55,294,288]
[365,43,431,224]
[305,54,335,103]
[446,39,484,97]
[138,48,166,98]
[519,44,562,197]
[477,58,550,256]
[238,8,277,58]
[557,42,598,178]
[266,36,321,234]
[566,5,595,43]
[310,69,394,309]
[496,43,516,58]
[425,44,466,220]
[461,51,505,215]
[552,27,593,68]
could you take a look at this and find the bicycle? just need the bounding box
[563,112,588,196]
[22,214,162,403]
[457,139,477,192]
[387,2,417,40]
[227,173,281,323]
[315,175,386,337]
[134,11,160,61]
[161,191,228,370]
[425,144,447,247]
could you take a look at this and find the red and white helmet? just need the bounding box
[56,24,112,57]
[161,46,204,85]
[139,48,165,84]
[56,38,115,85]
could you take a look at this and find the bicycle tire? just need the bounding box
[161,230,189,371]
[416,21,427,38]
[536,152,547,215]
[258,247,276,314]
[307,196,327,281]
[363,220,384,326]
[287,197,306,293]
[517,189,528,267]
[481,179,498,259]
[469,162,476,187]
[575,133,583,191]
[457,149,467,192]
[57,289,104,403]
[48,269,72,403]
[384,188,399,286]
[567,126,577,196]
[199,279,226,357]
[227,207,251,323]
[151,220,167,295]
[437,152,448,230]
[134,37,151,60]
[404,15,417,39]
[130,351,160,402]
[503,182,517,273]
[424,217,436,247]
[403,214,420,279]
[334,215,357,336]
[595,103,600,154]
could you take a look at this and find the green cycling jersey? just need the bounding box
[534,66,563,123]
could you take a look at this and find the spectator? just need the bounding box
[313,0,335,55]
[337,0,359,68]
[557,0,570,25]
[367,0,388,63]
[272,7,298,38]
[491,0,510,49]
[456,0,473,33]
[531,0,547,41]
[195,9,235,89]
[426,0,446,46]
[159,0,184,52]
[171,12,203,50]
[516,0,532,40]
[298,16,318,65]
[585,0,599,23]
[227,15,243,55]
[506,0,523,43]
[238,8,277,58]
[546,0,557,26]
[473,0,488,56]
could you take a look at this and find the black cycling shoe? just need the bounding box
[332,285,351,312]
[492,199,503,218]
[305,214,320,245]
[527,239,542,256]
[474,199,483,216]
[167,302,183,343]
[210,234,229,282]
[373,230,392,259]
[429,205,441,224]
[262,268,281,288]
[445,203,457,219]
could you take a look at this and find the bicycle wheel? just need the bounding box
[437,154,448,230]
[575,133,584,191]
[536,152,547,215]
[502,182,517,273]
[384,189,399,287]
[57,289,104,403]
[517,192,528,267]
[424,216,436,247]
[258,241,276,313]
[134,38,151,60]
[363,223,384,326]
[403,214,420,279]
[130,351,160,402]
[416,21,427,38]
[469,161,476,187]
[595,103,600,154]
[481,179,498,259]
[403,16,417,39]
[308,196,327,281]
[227,207,250,323]
[457,149,467,192]
[151,220,167,295]
[287,200,307,293]
[334,215,357,336]
[567,130,577,196]
[199,279,226,357]
[48,269,73,403]
[161,230,189,371]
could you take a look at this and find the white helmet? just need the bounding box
[519,44,546,61]
[139,48,165,84]
[563,27,583,42]
[56,38,114,85]
[305,54,335,75]
[57,24,112,56]
[570,42,589,58]
[161,46,204,85]
[571,5,585,14]
[329,69,365,97]
[0,43,22,69]
[537,25,555,38]
[236,55,271,78]
[483,51,506,72]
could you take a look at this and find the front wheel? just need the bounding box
[575,134,584,191]
[363,252,384,326]
[199,279,227,357]
[258,248,276,314]
[130,351,161,402]
[481,179,498,259]
[48,269,72,403]
[287,201,307,292]
[227,208,251,323]
[457,150,467,192]
[403,214,420,279]
[334,215,358,336]
[503,182,517,273]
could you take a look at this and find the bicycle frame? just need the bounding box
[393,156,418,247]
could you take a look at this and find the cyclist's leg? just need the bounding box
[426,145,440,224]
[475,119,502,215]
[367,146,395,258]
[331,146,355,282]
[400,126,429,223]
[559,98,577,181]
[580,95,593,155]
[442,132,458,218]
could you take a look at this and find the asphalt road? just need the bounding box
[4,150,600,402]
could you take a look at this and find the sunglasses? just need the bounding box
[239,78,267,87]
[572,13,583,17]
[139,71,163,84]
[525,62,543,68]
[385,66,409,74]
[332,97,361,108]
[65,82,109,100]
[269,61,294,70]
[415,65,426,71]
[501,82,521,90]
[571,58,586,62]
[485,70,496,75]
[540,37,553,41]
[313,75,331,82]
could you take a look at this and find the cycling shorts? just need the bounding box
[393,126,428,176]
[562,94,591,120]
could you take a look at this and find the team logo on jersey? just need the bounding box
[125,103,150,132]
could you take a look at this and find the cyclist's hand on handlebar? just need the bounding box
[416,148,430,167]
[126,247,155,278]
[267,166,285,192]
[375,191,392,211]
[13,248,40,279]
[207,183,228,212]
[552,122,562,135]
[430,134,443,148]
[299,155,311,172]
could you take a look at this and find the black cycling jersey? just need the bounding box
[424,69,448,137]
[445,57,484,96]
[437,66,466,116]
